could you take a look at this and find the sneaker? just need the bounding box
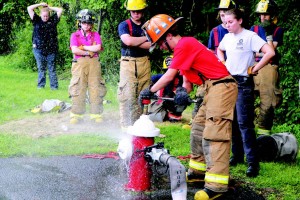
[37,86,44,90]
[168,113,182,122]
[194,188,223,200]
[186,170,205,183]
[51,87,58,90]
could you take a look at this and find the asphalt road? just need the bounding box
[0,156,265,200]
[0,156,178,200]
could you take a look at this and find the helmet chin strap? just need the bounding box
[164,39,173,53]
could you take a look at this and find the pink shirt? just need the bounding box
[70,30,102,59]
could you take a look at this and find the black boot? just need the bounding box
[229,157,244,166]
[246,163,260,177]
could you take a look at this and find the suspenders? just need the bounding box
[126,19,133,36]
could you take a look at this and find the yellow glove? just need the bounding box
[247,66,258,75]
[78,45,84,50]
[88,51,95,58]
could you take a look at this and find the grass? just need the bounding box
[1,55,300,199]
[0,133,117,157]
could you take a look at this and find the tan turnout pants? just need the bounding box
[190,75,237,192]
[254,63,282,130]
[69,57,107,115]
[118,56,151,127]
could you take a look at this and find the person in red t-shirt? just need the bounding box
[139,14,238,199]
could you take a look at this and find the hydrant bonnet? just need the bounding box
[127,115,160,137]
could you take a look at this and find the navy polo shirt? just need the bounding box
[32,13,60,54]
[118,18,149,57]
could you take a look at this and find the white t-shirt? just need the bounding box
[218,28,266,76]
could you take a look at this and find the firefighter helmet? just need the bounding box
[215,0,237,10]
[255,0,278,16]
[76,9,96,24]
[124,0,147,11]
[163,55,173,69]
[142,14,183,45]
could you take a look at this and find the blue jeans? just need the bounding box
[231,76,258,165]
[33,48,58,89]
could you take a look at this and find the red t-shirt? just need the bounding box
[169,37,229,85]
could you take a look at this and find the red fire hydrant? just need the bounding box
[125,136,154,191]
[118,115,160,192]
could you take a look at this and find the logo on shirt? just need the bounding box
[236,39,243,50]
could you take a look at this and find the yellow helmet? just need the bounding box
[215,0,237,10]
[163,55,173,69]
[255,0,278,16]
[124,0,147,11]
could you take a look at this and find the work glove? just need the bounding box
[88,51,95,58]
[78,45,84,50]
[138,86,156,108]
[247,66,258,75]
[174,87,192,106]
[79,45,95,58]
[260,20,273,41]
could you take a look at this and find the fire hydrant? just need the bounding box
[118,115,160,191]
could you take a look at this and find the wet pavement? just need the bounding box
[0,156,265,200]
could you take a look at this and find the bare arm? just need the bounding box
[80,44,102,52]
[255,41,278,58]
[252,43,275,73]
[71,46,90,56]
[48,6,63,18]
[217,48,226,62]
[182,76,193,93]
[138,41,151,49]
[120,34,149,48]
[27,2,47,20]
[150,69,178,93]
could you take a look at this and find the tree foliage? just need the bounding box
[0,0,299,124]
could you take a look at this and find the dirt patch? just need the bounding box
[0,110,123,138]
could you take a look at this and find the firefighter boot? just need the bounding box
[90,114,103,123]
[70,113,83,124]
[194,188,223,200]
[229,157,244,166]
[186,169,205,183]
[246,163,260,177]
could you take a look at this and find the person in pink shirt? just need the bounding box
[69,9,107,124]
